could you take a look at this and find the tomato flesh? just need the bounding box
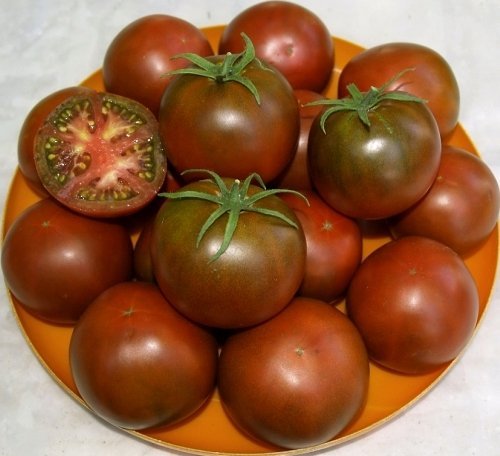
[35,90,166,217]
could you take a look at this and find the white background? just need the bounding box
[1,1,499,455]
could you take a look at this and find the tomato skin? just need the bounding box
[218,297,369,449]
[151,178,306,329]
[34,90,167,218]
[346,236,479,374]
[158,57,300,184]
[308,96,441,219]
[280,190,362,303]
[70,281,218,430]
[338,42,460,140]
[389,145,500,256]
[103,15,213,116]
[17,86,94,195]
[133,216,156,283]
[219,1,334,92]
[274,89,325,190]
[1,198,134,324]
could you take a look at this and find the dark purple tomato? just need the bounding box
[103,14,213,116]
[2,198,133,324]
[218,297,369,449]
[390,145,500,256]
[346,236,479,374]
[70,281,218,430]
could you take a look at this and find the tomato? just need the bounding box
[346,236,479,374]
[69,281,218,430]
[389,145,500,256]
[34,89,167,218]
[274,89,325,190]
[218,297,369,449]
[151,172,307,328]
[133,215,155,283]
[219,1,334,92]
[158,35,300,184]
[280,190,362,303]
[308,84,441,220]
[338,42,460,140]
[17,86,94,195]
[102,14,213,116]
[1,198,133,324]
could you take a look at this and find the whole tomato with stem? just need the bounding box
[1,198,134,324]
[280,190,362,303]
[158,34,299,184]
[308,73,441,219]
[389,145,499,256]
[218,297,369,449]
[338,42,460,140]
[103,14,213,116]
[151,170,307,329]
[218,1,335,92]
[346,236,479,374]
[70,281,219,430]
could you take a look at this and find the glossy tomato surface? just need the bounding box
[70,281,219,430]
[17,86,94,195]
[346,236,479,374]
[218,297,369,449]
[1,198,134,324]
[158,56,299,184]
[390,145,500,256]
[218,1,334,92]
[308,96,441,219]
[280,190,362,303]
[337,42,460,140]
[103,14,213,116]
[34,89,167,218]
[151,177,306,328]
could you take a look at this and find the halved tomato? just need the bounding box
[34,90,166,218]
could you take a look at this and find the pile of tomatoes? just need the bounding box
[2,1,499,451]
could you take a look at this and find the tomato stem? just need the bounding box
[307,68,426,133]
[165,33,266,105]
[159,169,308,262]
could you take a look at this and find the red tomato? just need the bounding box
[133,216,155,283]
[308,88,441,219]
[1,198,134,324]
[103,15,213,116]
[274,89,325,190]
[219,1,334,92]
[17,86,94,195]
[218,297,369,449]
[280,190,362,303]
[158,43,300,184]
[338,42,460,140]
[346,236,479,374]
[34,89,167,218]
[151,174,306,329]
[389,145,500,256]
[70,281,218,430]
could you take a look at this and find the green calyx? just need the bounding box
[159,169,308,262]
[309,68,426,133]
[166,33,265,105]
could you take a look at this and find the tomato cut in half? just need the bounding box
[34,90,167,218]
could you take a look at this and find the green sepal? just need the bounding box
[159,169,308,262]
[307,68,426,133]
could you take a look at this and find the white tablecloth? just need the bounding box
[1,1,499,455]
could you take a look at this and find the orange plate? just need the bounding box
[3,25,498,456]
